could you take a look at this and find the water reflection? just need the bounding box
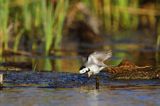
[87,90,99,106]
[79,89,100,106]
[0,42,159,72]
[1,86,160,106]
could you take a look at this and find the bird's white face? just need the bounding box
[79,67,89,74]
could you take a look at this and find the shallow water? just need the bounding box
[0,31,159,106]
[1,85,160,106]
[1,32,159,72]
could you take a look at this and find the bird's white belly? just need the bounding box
[88,65,102,74]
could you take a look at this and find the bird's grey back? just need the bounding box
[85,50,112,67]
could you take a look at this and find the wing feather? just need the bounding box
[85,50,112,66]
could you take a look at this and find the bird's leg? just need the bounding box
[87,71,92,77]
[95,75,100,89]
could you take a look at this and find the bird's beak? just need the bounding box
[87,72,92,77]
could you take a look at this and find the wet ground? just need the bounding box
[1,70,160,87]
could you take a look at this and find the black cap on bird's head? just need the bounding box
[79,66,86,70]
[79,65,90,74]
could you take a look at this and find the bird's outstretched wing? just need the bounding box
[85,50,112,66]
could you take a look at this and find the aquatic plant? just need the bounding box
[40,0,68,70]
[33,1,42,27]
[0,0,9,52]
[103,0,111,32]
[53,0,69,70]
[117,0,130,29]
[41,0,55,55]
[13,29,24,52]
[156,22,160,65]
[156,35,160,64]
[54,0,69,50]
[22,0,41,52]
[23,0,32,31]
[0,0,160,71]
[130,0,139,29]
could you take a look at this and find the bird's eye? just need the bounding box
[79,68,87,74]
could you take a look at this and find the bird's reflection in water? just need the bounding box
[79,88,100,106]
[87,89,99,106]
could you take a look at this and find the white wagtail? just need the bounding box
[79,50,112,77]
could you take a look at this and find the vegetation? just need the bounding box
[0,0,159,70]
[0,0,9,57]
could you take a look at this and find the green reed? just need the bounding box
[13,29,24,52]
[112,1,120,32]
[1,0,159,71]
[82,0,137,32]
[32,1,42,27]
[0,0,9,51]
[20,1,42,53]
[117,0,130,29]
[82,0,91,8]
[40,0,68,70]
[21,0,69,70]
[23,0,32,31]
[41,0,69,51]
[103,0,111,32]
[130,0,139,29]
[54,0,69,50]
[156,22,160,65]
[22,1,41,28]
[41,0,55,55]
[156,35,160,57]
[53,0,69,70]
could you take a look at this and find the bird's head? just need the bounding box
[79,66,90,74]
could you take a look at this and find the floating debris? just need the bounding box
[106,60,160,79]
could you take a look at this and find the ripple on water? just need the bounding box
[0,85,160,106]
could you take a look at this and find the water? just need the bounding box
[1,86,160,106]
[0,31,159,106]
[1,30,159,72]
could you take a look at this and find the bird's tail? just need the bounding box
[104,50,112,61]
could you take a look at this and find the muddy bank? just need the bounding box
[0,69,160,88]
[1,71,110,88]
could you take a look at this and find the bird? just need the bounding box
[79,50,112,89]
